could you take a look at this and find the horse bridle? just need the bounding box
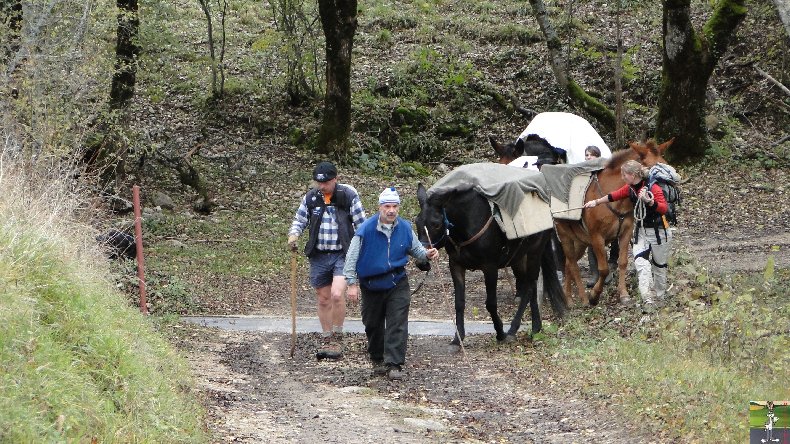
[427,208,494,253]
[422,207,526,274]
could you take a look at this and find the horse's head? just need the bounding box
[416,183,449,248]
[489,136,522,164]
[490,134,559,165]
[628,138,673,168]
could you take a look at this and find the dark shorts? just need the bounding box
[309,251,345,288]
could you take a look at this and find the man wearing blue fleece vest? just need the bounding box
[344,187,439,380]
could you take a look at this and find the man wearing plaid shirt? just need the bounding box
[288,161,366,359]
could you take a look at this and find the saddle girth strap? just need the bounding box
[448,215,495,252]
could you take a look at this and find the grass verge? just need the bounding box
[526,265,789,441]
[0,154,207,442]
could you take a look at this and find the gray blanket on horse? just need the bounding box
[427,163,553,239]
[541,157,607,202]
[540,158,608,221]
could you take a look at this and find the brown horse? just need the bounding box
[494,138,673,306]
[554,139,673,306]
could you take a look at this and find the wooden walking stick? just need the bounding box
[290,248,298,358]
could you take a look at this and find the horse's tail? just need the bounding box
[541,237,567,317]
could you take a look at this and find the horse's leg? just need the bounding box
[616,229,633,303]
[562,258,574,306]
[506,264,534,339]
[526,277,541,335]
[482,268,507,342]
[563,238,587,306]
[448,260,467,345]
[588,234,609,306]
[553,224,576,306]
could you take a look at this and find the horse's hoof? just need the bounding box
[620,295,632,305]
[446,343,462,354]
[498,334,516,344]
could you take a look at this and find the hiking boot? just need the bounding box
[371,360,387,376]
[316,335,343,360]
[386,365,404,381]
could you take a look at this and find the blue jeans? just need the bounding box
[360,277,410,366]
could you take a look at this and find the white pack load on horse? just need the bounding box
[518,112,611,164]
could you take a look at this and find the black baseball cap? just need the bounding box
[313,161,337,182]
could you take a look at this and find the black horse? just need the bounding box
[489,134,561,166]
[416,184,566,344]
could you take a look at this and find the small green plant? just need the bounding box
[397,161,430,177]
[763,246,778,282]
[620,45,642,82]
[376,28,394,47]
[577,39,603,60]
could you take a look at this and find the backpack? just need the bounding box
[647,163,682,226]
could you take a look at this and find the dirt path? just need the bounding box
[176,229,787,443]
[679,231,790,273]
[176,325,664,443]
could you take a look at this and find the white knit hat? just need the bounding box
[378,187,400,205]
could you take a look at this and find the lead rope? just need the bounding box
[424,227,469,365]
[409,269,430,296]
[633,190,653,224]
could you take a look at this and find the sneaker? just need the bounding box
[316,335,343,360]
[386,365,404,381]
[371,360,387,376]
[640,295,655,313]
[643,289,656,306]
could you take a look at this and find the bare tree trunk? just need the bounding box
[772,0,790,37]
[218,0,227,95]
[197,0,217,96]
[317,0,357,156]
[5,0,56,76]
[1,0,22,61]
[528,0,615,131]
[109,0,139,110]
[656,0,746,161]
[272,0,319,105]
[614,0,625,149]
[105,0,139,185]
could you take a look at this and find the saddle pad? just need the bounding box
[550,173,592,221]
[490,194,553,240]
[540,158,606,204]
[428,163,552,240]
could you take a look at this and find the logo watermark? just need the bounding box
[750,401,790,444]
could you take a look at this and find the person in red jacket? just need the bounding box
[583,159,672,306]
